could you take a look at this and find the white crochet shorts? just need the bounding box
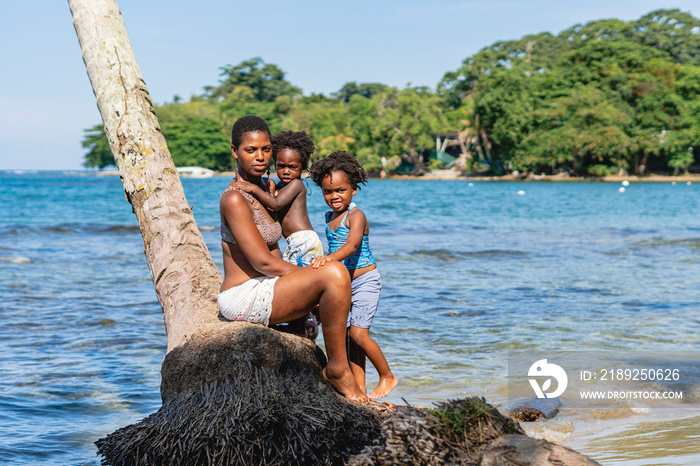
[218,276,279,326]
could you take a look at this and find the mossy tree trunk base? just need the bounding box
[96,323,385,465]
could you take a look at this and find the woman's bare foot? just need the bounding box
[322,367,370,402]
[369,374,398,399]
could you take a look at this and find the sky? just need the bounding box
[0,1,697,171]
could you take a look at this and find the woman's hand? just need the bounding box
[311,255,333,269]
[230,178,257,193]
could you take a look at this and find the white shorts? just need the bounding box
[218,276,279,326]
[283,230,323,267]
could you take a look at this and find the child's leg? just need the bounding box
[347,333,367,393]
[347,269,397,398]
[348,325,397,399]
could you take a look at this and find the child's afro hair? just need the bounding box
[231,115,271,148]
[309,151,368,189]
[271,131,315,170]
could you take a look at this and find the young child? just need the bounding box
[231,130,323,337]
[231,130,323,265]
[309,151,398,399]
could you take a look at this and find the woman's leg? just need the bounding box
[270,262,368,402]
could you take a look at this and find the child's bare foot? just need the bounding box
[369,374,398,399]
[322,367,370,402]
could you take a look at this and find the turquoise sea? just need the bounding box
[1,171,699,465]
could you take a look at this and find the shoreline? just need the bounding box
[86,168,700,183]
[387,169,700,182]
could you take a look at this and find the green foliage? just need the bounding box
[428,397,522,459]
[512,84,635,173]
[82,124,114,169]
[428,159,445,170]
[82,10,700,176]
[439,32,567,105]
[82,106,232,171]
[356,147,383,174]
[635,9,700,66]
[587,164,615,177]
[205,57,301,103]
[439,9,700,176]
[333,82,389,102]
[161,115,231,171]
[668,149,694,173]
[474,68,534,162]
[430,397,501,435]
[372,87,452,167]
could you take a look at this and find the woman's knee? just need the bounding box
[319,261,351,288]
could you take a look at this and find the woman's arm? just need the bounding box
[231,179,303,211]
[221,191,299,276]
[312,209,367,268]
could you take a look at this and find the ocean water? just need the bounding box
[1,171,700,465]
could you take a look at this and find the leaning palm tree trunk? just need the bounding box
[69,0,222,353]
[68,2,386,464]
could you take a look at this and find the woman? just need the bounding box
[218,116,368,402]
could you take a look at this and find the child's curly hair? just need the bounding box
[309,151,368,189]
[271,131,315,170]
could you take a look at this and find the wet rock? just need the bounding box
[511,407,546,422]
[348,397,523,465]
[509,398,562,422]
[477,434,601,465]
[348,398,599,466]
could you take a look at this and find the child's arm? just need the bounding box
[312,209,368,268]
[231,178,303,211]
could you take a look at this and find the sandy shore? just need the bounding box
[387,169,700,182]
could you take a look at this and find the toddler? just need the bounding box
[309,151,397,399]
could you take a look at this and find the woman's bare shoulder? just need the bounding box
[220,189,253,212]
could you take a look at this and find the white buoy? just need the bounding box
[622,180,630,187]
[619,187,626,193]
[468,183,473,187]
[687,181,692,186]
[517,190,525,195]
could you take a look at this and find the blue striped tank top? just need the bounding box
[325,203,375,270]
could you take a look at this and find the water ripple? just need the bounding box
[2,173,700,465]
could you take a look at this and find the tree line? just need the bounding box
[83,9,700,176]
